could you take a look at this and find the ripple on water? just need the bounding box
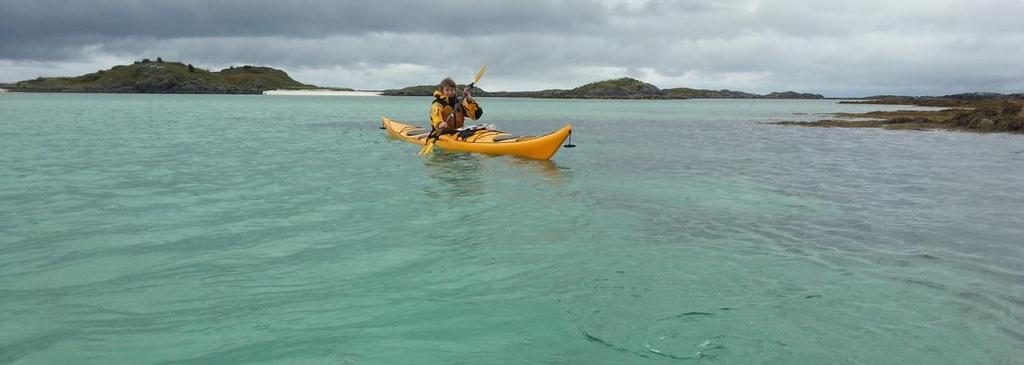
[1,94,1022,363]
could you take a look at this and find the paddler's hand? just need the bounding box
[438,121,448,130]
[463,87,473,102]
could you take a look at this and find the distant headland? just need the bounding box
[381,77,825,100]
[4,65,825,99]
[3,58,348,94]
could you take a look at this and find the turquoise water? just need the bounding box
[2,93,1022,364]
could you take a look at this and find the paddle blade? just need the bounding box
[418,141,434,156]
[472,64,487,85]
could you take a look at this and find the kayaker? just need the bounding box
[431,77,482,133]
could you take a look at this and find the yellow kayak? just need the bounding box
[381,117,572,160]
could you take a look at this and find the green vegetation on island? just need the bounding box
[839,93,1024,107]
[661,87,759,99]
[7,59,334,94]
[556,78,662,99]
[382,77,824,99]
[381,84,489,96]
[775,94,1024,134]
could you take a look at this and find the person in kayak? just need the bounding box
[431,77,482,133]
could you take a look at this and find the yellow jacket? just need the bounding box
[430,90,482,131]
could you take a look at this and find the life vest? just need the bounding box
[430,90,482,131]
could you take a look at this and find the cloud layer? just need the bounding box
[2,0,1023,96]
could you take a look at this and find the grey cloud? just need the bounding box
[0,0,615,60]
[1,0,1022,96]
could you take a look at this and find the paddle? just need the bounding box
[419,65,487,156]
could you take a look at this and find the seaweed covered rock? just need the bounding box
[952,101,1024,132]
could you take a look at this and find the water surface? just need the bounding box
[1,93,1022,364]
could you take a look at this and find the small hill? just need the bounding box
[562,77,662,99]
[9,59,321,94]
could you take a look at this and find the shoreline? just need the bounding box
[262,89,381,96]
[773,99,1024,134]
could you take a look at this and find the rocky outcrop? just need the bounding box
[776,99,1024,134]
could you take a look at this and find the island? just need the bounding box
[6,64,823,99]
[773,94,1024,133]
[381,77,824,100]
[7,62,1019,135]
[3,58,343,94]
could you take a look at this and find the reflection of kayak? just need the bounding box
[381,117,572,160]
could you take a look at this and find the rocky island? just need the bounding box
[774,94,1024,134]
[382,77,824,100]
[5,59,336,94]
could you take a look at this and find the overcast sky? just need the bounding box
[2,0,1023,96]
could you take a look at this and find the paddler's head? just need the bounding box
[439,77,457,99]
